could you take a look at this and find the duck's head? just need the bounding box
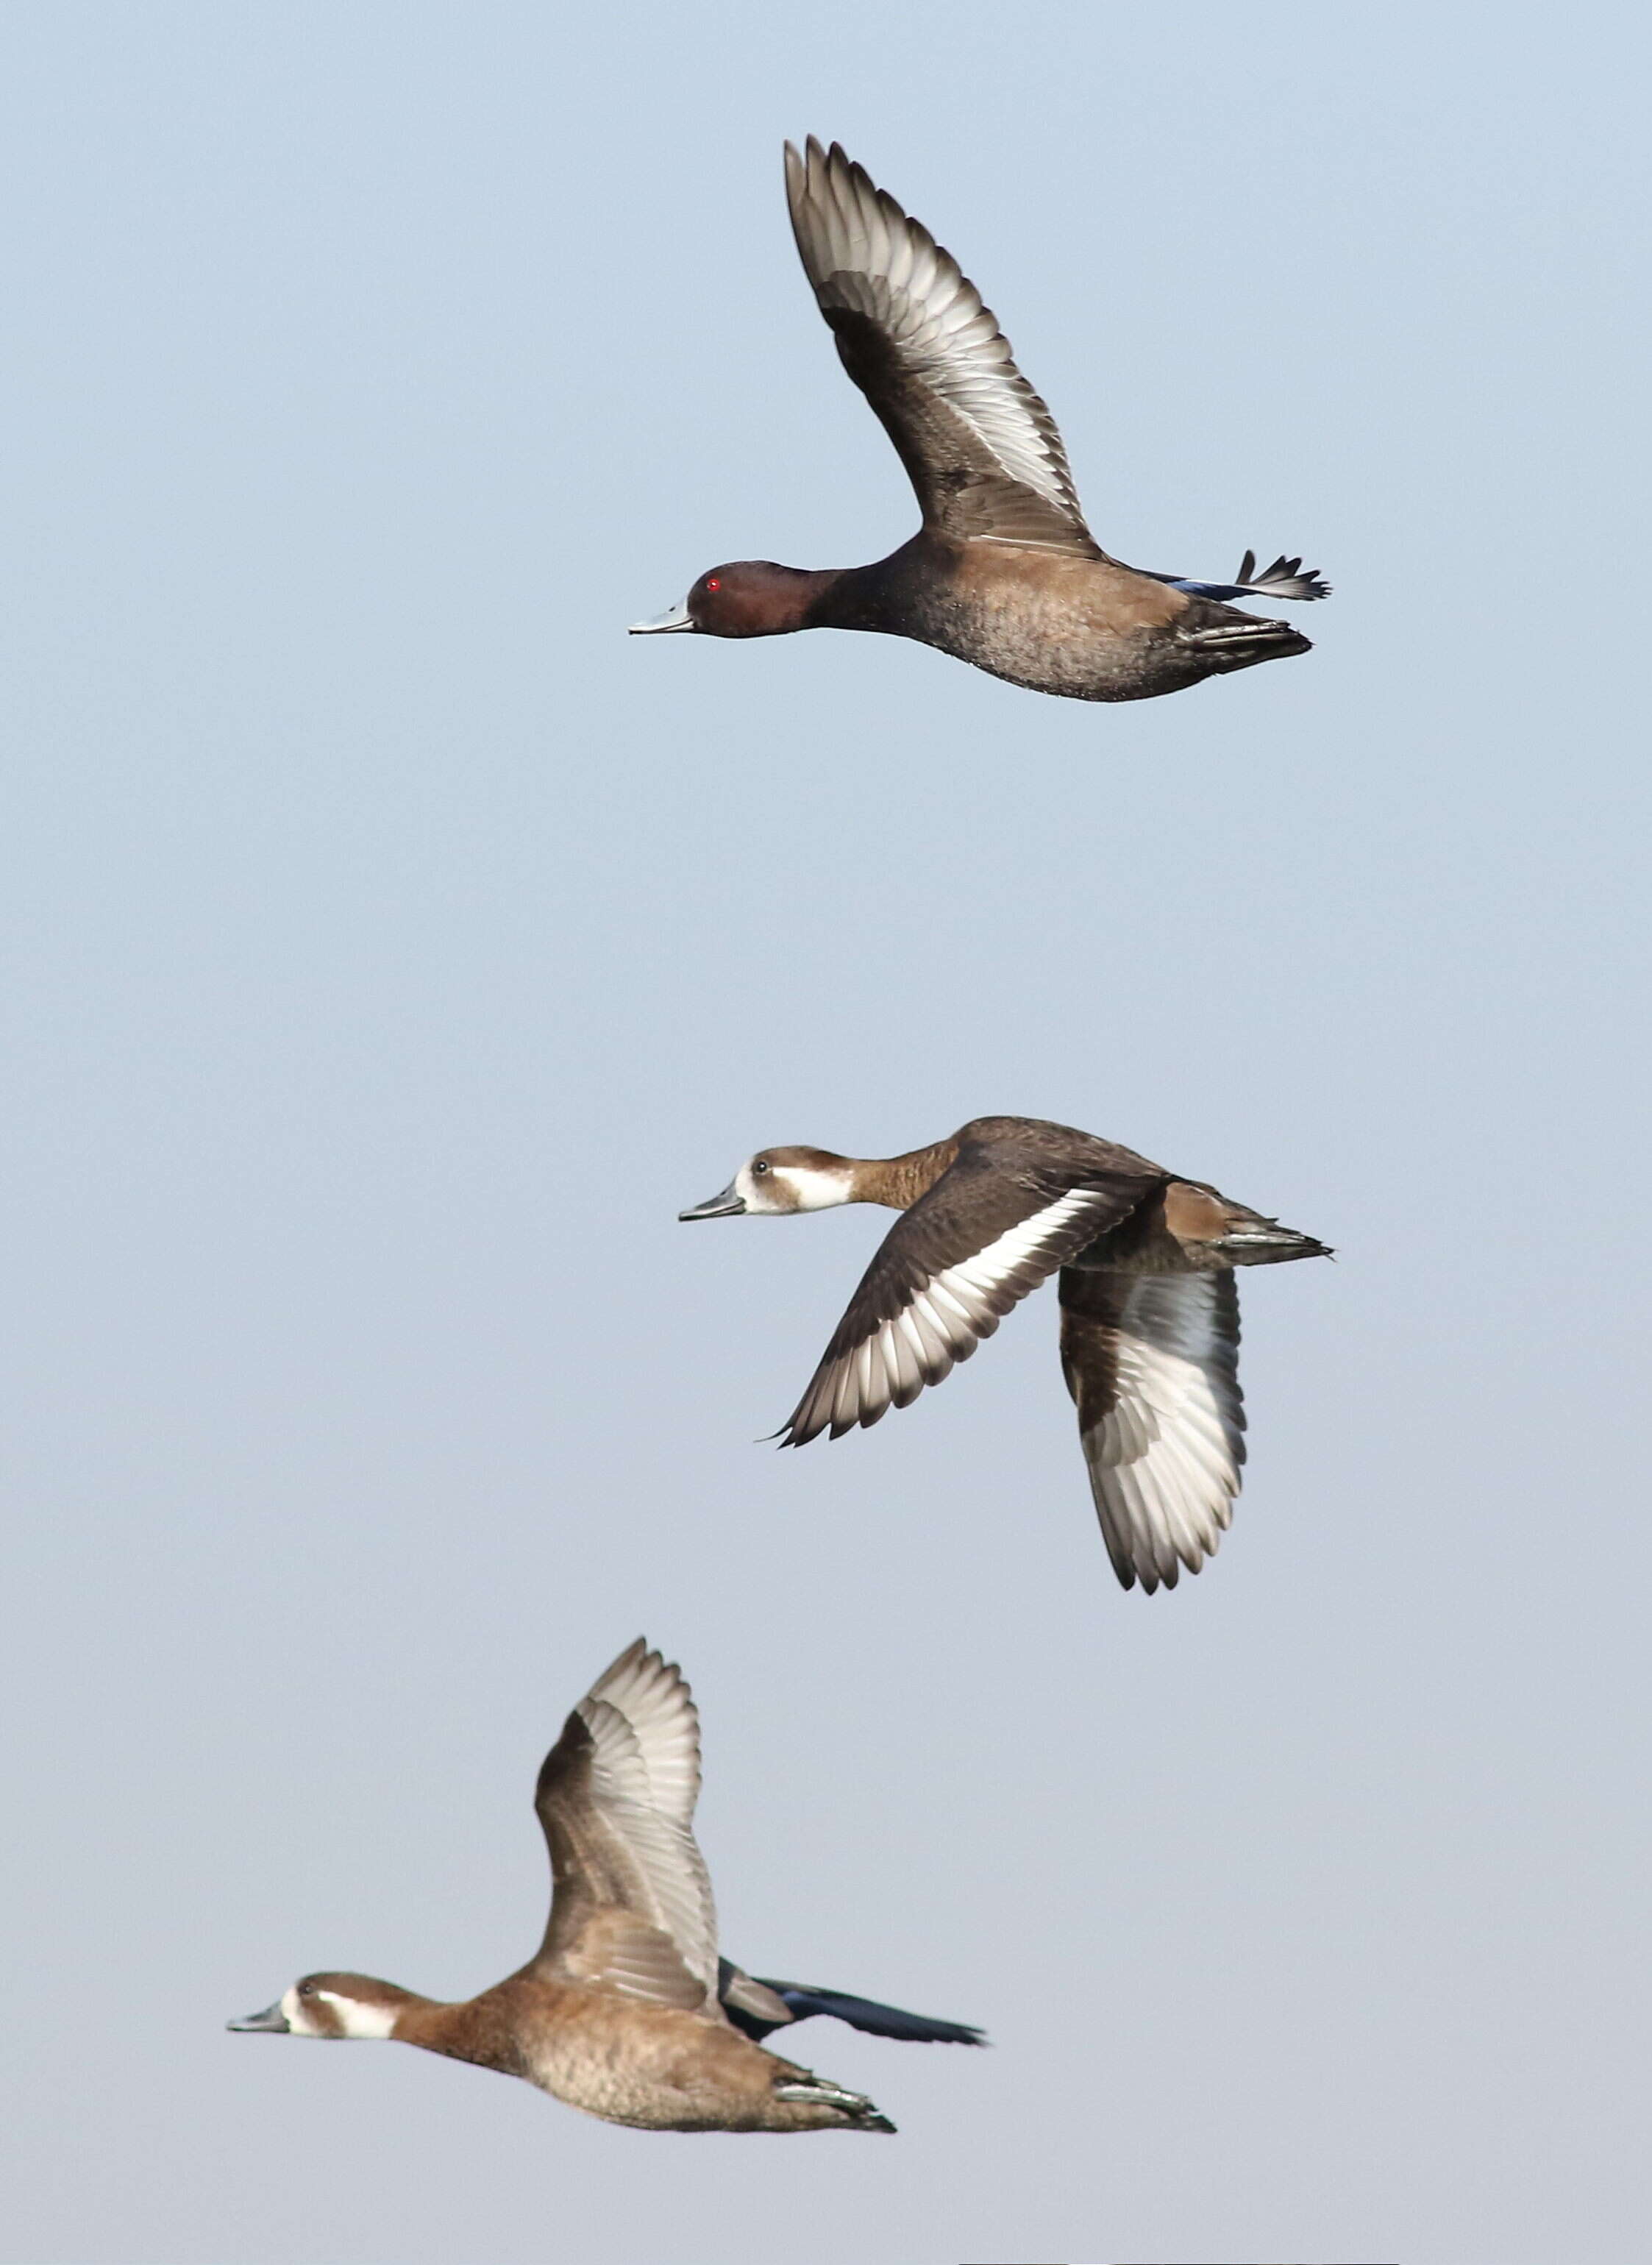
[630,562,817,640]
[227,1972,411,2041]
[680,1147,856,1220]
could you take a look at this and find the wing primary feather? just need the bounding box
[784,138,1099,552]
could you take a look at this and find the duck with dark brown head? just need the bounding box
[633,140,1328,704]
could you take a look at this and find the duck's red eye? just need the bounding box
[705,577,721,593]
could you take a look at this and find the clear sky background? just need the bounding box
[3,7,1648,2262]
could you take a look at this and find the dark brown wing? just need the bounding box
[785,138,1102,555]
[1058,1270,1246,1594]
[780,1153,1154,1446]
[532,1640,719,2009]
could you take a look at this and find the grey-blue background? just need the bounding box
[4,7,1647,2261]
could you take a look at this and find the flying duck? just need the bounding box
[632,139,1328,703]
[229,1640,980,2133]
[680,1117,1329,1593]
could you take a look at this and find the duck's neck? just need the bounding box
[391,1990,525,2077]
[365,1987,446,2048]
[798,547,919,633]
[761,564,855,631]
[847,1139,961,1210]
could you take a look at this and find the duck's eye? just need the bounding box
[752,1159,769,1176]
[298,1980,317,1998]
[705,577,722,594]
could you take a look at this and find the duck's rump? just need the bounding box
[1069,1180,1328,1273]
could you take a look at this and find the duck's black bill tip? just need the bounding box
[227,2001,290,2034]
[678,1184,745,1221]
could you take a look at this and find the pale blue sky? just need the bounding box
[3,6,1648,2261]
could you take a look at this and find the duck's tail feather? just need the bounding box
[1156,551,1331,603]
[1233,550,1331,601]
[756,1977,986,2047]
[1220,1221,1333,1268]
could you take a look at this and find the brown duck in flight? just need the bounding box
[681,1117,1330,1593]
[633,139,1328,703]
[229,1640,980,2133]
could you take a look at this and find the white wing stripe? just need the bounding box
[866,1187,1104,1409]
[1070,1273,1245,1593]
[832,1351,858,1432]
[925,1279,978,1329]
[912,1287,969,1353]
[794,1181,1122,1441]
[933,1187,1101,1304]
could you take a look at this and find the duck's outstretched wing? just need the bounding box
[1153,550,1331,602]
[1058,1270,1246,1594]
[785,138,1101,556]
[533,1640,719,2010]
[779,1151,1152,1446]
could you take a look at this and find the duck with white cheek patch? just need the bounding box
[229,1640,982,2132]
[680,1117,1331,1595]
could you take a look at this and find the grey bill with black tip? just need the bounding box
[679,1181,745,1220]
[227,2001,290,2033]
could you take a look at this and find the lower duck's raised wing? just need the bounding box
[533,1640,719,2009]
[780,1156,1152,1446]
[1058,1270,1246,1593]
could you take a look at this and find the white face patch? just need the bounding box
[281,1982,399,2039]
[280,1982,316,2035]
[313,1989,399,2040]
[769,1163,852,1213]
[736,1159,851,1215]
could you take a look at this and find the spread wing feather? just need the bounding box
[785,138,1100,555]
[1058,1270,1246,1594]
[533,1640,719,2009]
[781,1155,1153,1446]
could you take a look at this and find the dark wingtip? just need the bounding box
[919,2020,989,2047]
[761,1981,989,2046]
